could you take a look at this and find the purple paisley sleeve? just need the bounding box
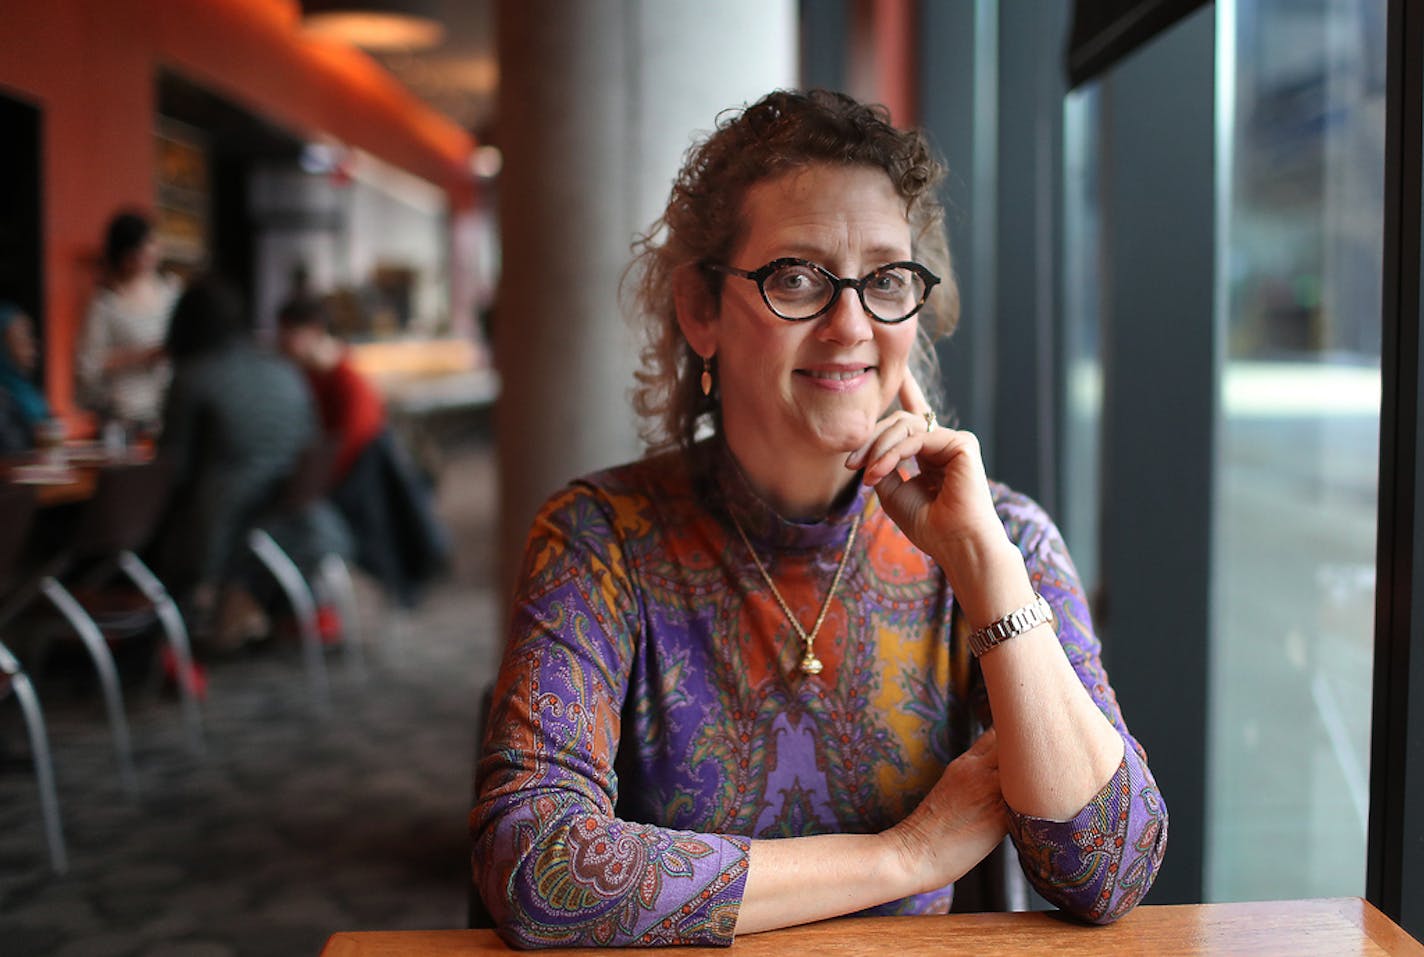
[470,487,750,948]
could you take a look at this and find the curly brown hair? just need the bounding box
[627,89,959,455]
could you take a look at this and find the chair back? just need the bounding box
[70,459,175,557]
[273,438,337,514]
[0,483,37,587]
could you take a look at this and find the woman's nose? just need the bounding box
[817,288,874,345]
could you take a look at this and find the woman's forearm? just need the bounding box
[738,726,1010,937]
[940,540,1124,821]
[980,626,1125,820]
[736,833,908,935]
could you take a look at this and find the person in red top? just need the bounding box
[277,298,386,484]
[276,297,450,608]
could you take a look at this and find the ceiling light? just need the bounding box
[300,0,446,52]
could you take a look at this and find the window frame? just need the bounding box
[1367,0,1424,938]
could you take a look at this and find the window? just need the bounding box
[1208,0,1386,900]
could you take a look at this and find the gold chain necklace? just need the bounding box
[729,509,863,676]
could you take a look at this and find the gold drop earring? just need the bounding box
[700,356,713,396]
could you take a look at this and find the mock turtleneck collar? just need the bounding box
[696,434,874,552]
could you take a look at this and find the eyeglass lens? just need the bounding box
[761,262,928,321]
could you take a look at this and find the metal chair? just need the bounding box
[11,460,205,796]
[0,483,67,872]
[0,638,67,873]
[244,439,364,715]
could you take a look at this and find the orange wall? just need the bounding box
[0,0,474,419]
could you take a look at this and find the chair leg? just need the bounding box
[38,577,139,797]
[317,554,365,680]
[0,644,68,874]
[246,529,330,714]
[116,550,205,755]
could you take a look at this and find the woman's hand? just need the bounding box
[850,378,1126,825]
[885,728,1009,893]
[845,374,1011,573]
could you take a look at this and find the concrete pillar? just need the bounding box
[494,0,796,618]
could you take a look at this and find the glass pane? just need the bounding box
[1208,0,1386,901]
[1062,86,1103,593]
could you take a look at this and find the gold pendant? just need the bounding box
[798,652,823,676]
[700,369,713,396]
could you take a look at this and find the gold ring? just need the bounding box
[923,411,937,433]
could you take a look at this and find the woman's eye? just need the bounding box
[869,269,909,293]
[767,266,823,298]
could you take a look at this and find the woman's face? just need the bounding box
[120,236,159,279]
[4,315,38,374]
[710,163,919,466]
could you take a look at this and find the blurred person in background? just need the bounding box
[0,301,50,453]
[77,210,180,433]
[155,276,350,652]
[276,296,386,486]
[277,296,449,609]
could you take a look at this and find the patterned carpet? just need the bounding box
[0,440,502,957]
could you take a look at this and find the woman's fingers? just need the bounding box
[968,726,998,761]
[889,723,1008,890]
[847,410,941,482]
[843,370,945,481]
[899,368,931,418]
[846,371,943,483]
[862,431,920,485]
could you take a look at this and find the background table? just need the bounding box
[322,897,1423,956]
[3,442,153,507]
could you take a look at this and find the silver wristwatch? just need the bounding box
[967,593,1054,658]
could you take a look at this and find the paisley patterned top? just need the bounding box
[471,440,1167,948]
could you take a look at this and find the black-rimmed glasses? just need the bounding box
[705,257,940,324]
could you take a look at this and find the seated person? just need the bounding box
[154,276,350,650]
[0,302,49,453]
[470,90,1167,948]
[277,297,449,608]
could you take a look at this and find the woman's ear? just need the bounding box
[672,264,717,359]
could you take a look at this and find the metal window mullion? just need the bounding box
[1367,0,1424,938]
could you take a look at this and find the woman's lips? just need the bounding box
[795,365,874,390]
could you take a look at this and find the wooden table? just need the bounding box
[322,898,1423,956]
[2,443,152,507]
[10,467,97,507]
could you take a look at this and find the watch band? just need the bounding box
[967,593,1054,658]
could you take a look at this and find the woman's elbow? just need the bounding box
[471,865,537,948]
[1082,800,1170,924]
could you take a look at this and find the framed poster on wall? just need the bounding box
[154,116,208,270]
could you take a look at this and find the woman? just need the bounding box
[77,210,180,431]
[0,302,50,452]
[155,276,349,648]
[471,90,1167,948]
